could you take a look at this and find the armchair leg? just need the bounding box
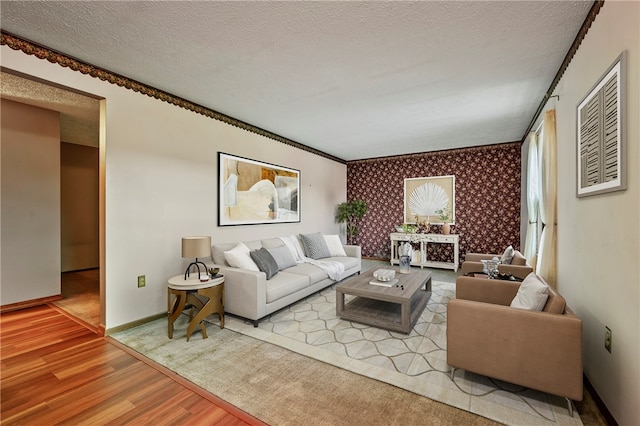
[566,398,574,417]
[450,367,456,380]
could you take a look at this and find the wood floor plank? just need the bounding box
[0,305,264,426]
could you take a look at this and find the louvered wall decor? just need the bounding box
[577,52,626,197]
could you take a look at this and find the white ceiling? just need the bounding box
[0,1,593,161]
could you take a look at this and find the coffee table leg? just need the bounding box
[336,290,345,315]
[401,301,410,333]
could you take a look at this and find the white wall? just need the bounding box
[1,45,347,330]
[1,99,61,305]
[530,2,639,424]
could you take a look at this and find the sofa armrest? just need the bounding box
[455,276,520,305]
[447,299,583,401]
[205,261,267,321]
[461,260,532,280]
[343,244,361,259]
[498,264,533,280]
[460,260,485,276]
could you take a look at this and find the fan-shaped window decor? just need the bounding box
[404,176,455,225]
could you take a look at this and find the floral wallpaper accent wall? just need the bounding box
[347,142,522,265]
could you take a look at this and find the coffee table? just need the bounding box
[336,269,431,334]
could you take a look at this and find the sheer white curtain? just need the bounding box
[524,132,539,266]
[536,110,558,287]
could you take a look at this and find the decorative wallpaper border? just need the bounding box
[0,31,344,164]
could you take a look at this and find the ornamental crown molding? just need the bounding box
[0,31,345,164]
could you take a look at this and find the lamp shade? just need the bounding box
[182,236,211,258]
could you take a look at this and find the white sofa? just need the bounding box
[206,235,361,326]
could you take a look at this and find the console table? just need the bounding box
[390,232,459,272]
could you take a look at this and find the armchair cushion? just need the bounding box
[501,245,515,264]
[510,273,549,311]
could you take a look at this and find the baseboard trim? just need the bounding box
[0,295,63,313]
[104,312,166,336]
[584,374,617,425]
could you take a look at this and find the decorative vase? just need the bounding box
[441,223,450,235]
[398,242,413,274]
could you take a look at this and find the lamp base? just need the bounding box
[184,259,208,280]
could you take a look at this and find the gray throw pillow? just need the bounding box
[250,248,279,280]
[266,245,297,270]
[300,232,331,260]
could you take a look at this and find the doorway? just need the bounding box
[1,70,103,330]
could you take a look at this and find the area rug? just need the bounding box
[111,278,582,426]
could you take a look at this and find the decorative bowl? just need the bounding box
[373,269,396,282]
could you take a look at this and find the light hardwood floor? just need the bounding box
[0,304,265,425]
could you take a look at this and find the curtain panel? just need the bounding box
[524,132,539,266]
[536,110,558,287]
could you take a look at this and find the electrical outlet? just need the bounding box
[137,275,146,288]
[605,326,612,353]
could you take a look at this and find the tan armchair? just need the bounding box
[461,250,533,280]
[447,275,583,415]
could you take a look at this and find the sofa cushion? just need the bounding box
[250,248,279,280]
[323,234,347,257]
[212,242,236,265]
[510,273,549,311]
[266,245,297,270]
[327,256,360,272]
[501,245,515,264]
[224,243,259,271]
[265,272,310,304]
[300,232,331,259]
[283,263,329,285]
[261,238,285,249]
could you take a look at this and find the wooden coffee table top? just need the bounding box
[336,268,431,303]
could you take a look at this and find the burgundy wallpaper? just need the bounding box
[347,142,522,265]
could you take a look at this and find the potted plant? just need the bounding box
[336,199,368,245]
[435,207,451,235]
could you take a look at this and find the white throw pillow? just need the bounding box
[510,273,549,311]
[224,242,259,271]
[501,245,515,264]
[323,234,347,257]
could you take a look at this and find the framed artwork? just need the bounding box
[404,175,455,225]
[577,51,626,197]
[218,152,300,226]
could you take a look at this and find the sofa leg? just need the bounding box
[566,398,574,417]
[450,367,456,380]
[253,320,259,327]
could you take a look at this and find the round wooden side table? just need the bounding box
[167,275,224,341]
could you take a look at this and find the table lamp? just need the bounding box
[182,236,211,280]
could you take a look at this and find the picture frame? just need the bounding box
[403,175,455,225]
[218,152,300,226]
[576,51,626,197]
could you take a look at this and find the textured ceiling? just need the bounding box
[0,71,101,147]
[0,1,593,161]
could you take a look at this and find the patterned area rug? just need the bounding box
[223,279,582,426]
[111,273,582,425]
